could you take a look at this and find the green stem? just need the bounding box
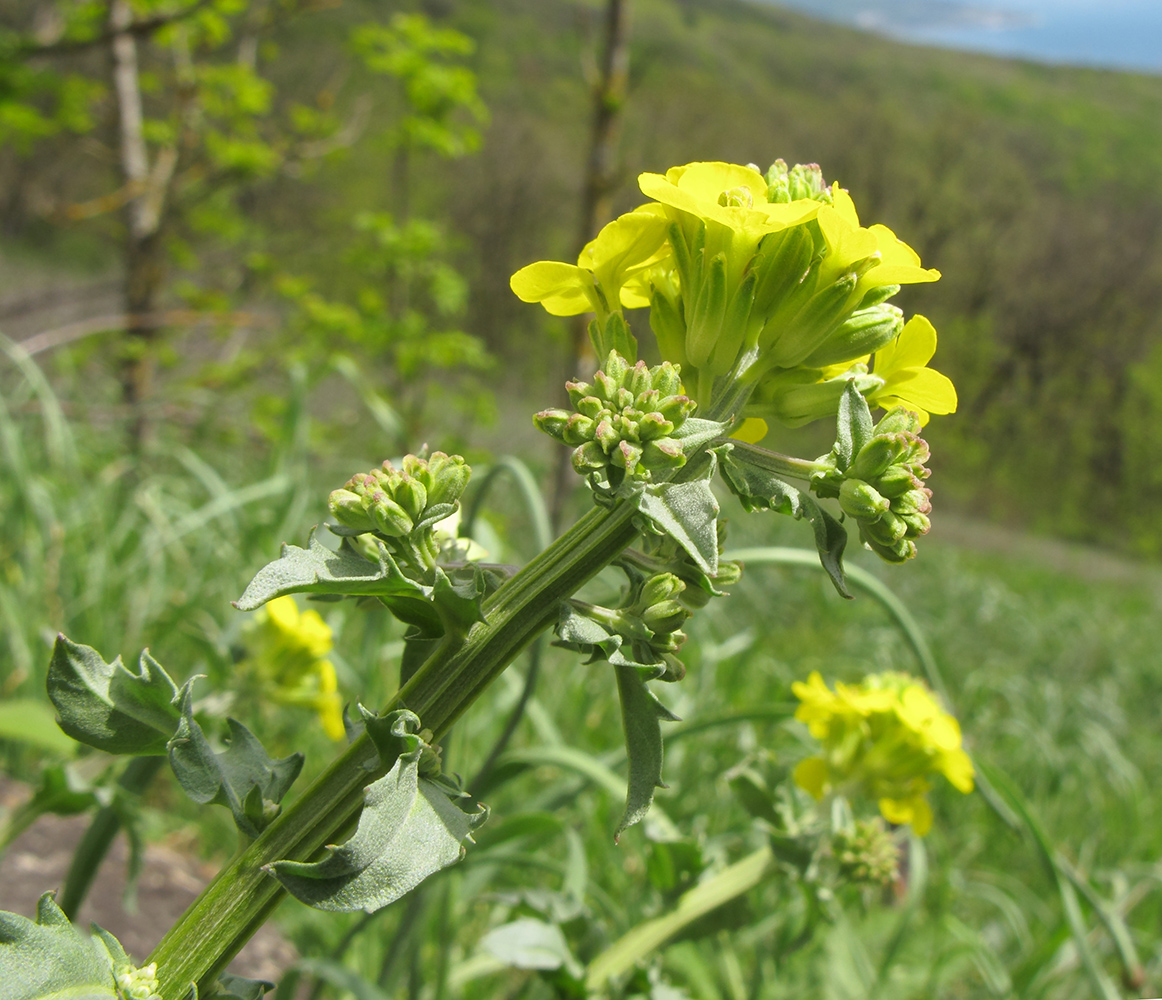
[719,440,824,482]
[59,755,164,920]
[148,499,641,997]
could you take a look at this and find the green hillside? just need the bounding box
[374,0,1162,554]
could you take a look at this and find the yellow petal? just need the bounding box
[816,205,878,268]
[265,595,299,632]
[793,757,828,799]
[879,367,958,415]
[584,205,670,274]
[510,261,595,316]
[296,608,334,657]
[939,749,976,794]
[859,264,941,289]
[731,417,768,443]
[874,314,938,373]
[832,185,860,226]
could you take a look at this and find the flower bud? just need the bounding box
[612,440,643,474]
[534,409,573,441]
[603,349,632,389]
[641,438,686,471]
[564,413,596,445]
[424,452,471,507]
[639,572,685,608]
[802,304,904,369]
[839,479,890,522]
[395,476,428,522]
[572,441,607,474]
[833,818,900,887]
[594,418,620,452]
[637,411,675,441]
[651,361,683,398]
[329,489,375,531]
[566,380,595,408]
[369,494,414,538]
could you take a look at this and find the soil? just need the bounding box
[0,777,297,984]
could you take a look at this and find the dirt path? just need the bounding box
[0,778,296,982]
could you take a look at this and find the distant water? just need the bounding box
[757,0,1162,75]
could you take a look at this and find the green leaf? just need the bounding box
[234,532,428,612]
[22,764,105,818]
[614,665,679,841]
[0,893,117,1000]
[212,972,274,1000]
[637,471,720,577]
[553,605,666,672]
[672,417,731,457]
[46,636,181,756]
[479,918,580,975]
[432,564,487,637]
[0,699,76,756]
[834,381,873,471]
[167,686,303,839]
[713,445,851,597]
[267,716,486,912]
[292,960,388,1000]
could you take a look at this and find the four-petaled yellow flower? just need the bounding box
[866,315,958,425]
[510,158,957,424]
[791,670,974,835]
[246,596,346,741]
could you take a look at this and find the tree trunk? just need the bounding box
[109,0,166,451]
[549,0,632,528]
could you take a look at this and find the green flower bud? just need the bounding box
[802,304,904,369]
[115,963,162,1000]
[686,251,729,369]
[894,488,932,516]
[628,360,654,399]
[833,818,899,888]
[751,225,814,322]
[424,452,471,507]
[534,408,572,441]
[329,488,375,531]
[564,413,596,445]
[656,394,696,426]
[572,441,607,474]
[566,380,596,408]
[639,572,685,608]
[648,290,689,369]
[603,349,632,389]
[576,395,605,420]
[651,360,684,398]
[594,418,620,452]
[765,271,859,369]
[875,464,921,498]
[395,476,427,522]
[641,438,686,471]
[851,434,909,481]
[369,494,414,538]
[637,411,675,441]
[612,440,643,475]
[839,479,890,522]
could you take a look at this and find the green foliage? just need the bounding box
[268,711,486,912]
[0,894,120,1000]
[46,636,182,756]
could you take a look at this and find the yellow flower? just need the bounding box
[866,315,958,425]
[509,205,670,318]
[246,596,345,741]
[791,670,973,835]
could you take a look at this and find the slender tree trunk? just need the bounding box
[549,0,632,528]
[110,0,167,450]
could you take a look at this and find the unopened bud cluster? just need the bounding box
[625,573,690,653]
[329,452,470,539]
[832,818,900,888]
[115,963,162,1000]
[812,408,933,563]
[761,159,835,205]
[535,350,696,486]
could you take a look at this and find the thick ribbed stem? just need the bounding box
[148,500,640,996]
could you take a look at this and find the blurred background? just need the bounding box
[1,0,1161,997]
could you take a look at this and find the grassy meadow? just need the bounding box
[2,0,1162,997]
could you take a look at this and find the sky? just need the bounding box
[756,0,1162,74]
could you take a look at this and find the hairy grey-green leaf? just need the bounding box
[46,636,181,756]
[713,445,850,597]
[671,417,731,457]
[234,533,428,612]
[0,894,117,1000]
[637,476,720,576]
[167,686,303,839]
[479,918,579,974]
[212,972,274,1000]
[267,733,486,912]
[615,665,680,840]
[835,382,873,471]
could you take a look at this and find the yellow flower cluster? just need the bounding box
[791,671,974,835]
[245,596,345,741]
[511,160,956,428]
